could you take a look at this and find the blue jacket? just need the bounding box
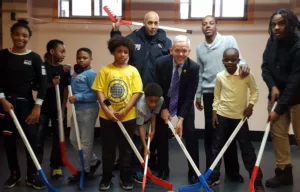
[111,27,172,87]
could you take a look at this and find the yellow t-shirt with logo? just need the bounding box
[92,64,143,122]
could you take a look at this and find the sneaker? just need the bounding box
[4,172,21,189]
[133,171,143,184]
[51,168,62,178]
[89,160,101,177]
[26,173,46,190]
[120,180,133,190]
[99,179,112,191]
[207,175,221,187]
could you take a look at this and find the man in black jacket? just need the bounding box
[261,8,300,188]
[155,35,200,184]
[110,11,172,176]
[111,12,172,87]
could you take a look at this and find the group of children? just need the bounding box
[0,19,266,192]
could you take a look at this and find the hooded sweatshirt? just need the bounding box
[195,32,247,98]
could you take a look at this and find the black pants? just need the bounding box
[203,93,239,175]
[156,112,199,174]
[1,97,39,175]
[36,113,62,168]
[212,115,263,180]
[100,118,135,182]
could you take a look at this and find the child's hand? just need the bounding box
[243,104,254,118]
[212,111,218,128]
[146,130,155,141]
[69,95,76,104]
[52,76,60,85]
[144,148,150,160]
[114,108,126,121]
[105,110,118,121]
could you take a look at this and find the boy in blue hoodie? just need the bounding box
[68,48,101,182]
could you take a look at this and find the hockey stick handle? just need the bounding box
[9,109,41,170]
[103,6,192,34]
[167,121,200,176]
[210,117,247,169]
[254,102,278,166]
[55,85,65,142]
[103,99,144,163]
[143,125,151,176]
[68,85,82,150]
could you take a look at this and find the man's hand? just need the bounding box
[0,99,14,113]
[212,111,218,128]
[69,95,77,104]
[52,76,60,85]
[112,17,121,31]
[243,104,254,118]
[271,86,280,104]
[239,65,250,78]
[268,111,280,126]
[175,118,183,138]
[195,98,203,111]
[25,105,41,124]
[161,109,171,124]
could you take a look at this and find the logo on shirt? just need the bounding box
[24,60,32,65]
[158,43,163,49]
[76,74,86,82]
[41,65,47,75]
[107,78,128,104]
[135,44,141,51]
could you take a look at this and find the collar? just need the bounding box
[225,67,239,76]
[204,32,221,47]
[172,59,185,69]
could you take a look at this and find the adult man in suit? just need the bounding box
[155,35,200,184]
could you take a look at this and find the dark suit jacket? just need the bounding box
[155,55,200,119]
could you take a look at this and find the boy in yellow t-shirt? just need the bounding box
[92,36,143,191]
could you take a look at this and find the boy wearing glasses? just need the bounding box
[211,48,265,192]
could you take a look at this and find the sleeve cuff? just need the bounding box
[0,93,5,99]
[274,104,287,115]
[196,93,202,98]
[178,116,184,120]
[35,99,44,105]
[75,94,82,101]
[249,101,256,105]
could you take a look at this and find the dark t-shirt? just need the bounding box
[41,63,70,116]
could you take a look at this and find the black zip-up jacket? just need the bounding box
[261,31,300,115]
[111,27,172,87]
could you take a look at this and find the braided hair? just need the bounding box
[268,8,300,40]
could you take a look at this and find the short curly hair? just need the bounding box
[144,83,163,97]
[107,36,135,57]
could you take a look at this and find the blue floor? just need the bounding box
[0,137,299,192]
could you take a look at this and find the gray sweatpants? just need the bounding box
[70,106,99,172]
